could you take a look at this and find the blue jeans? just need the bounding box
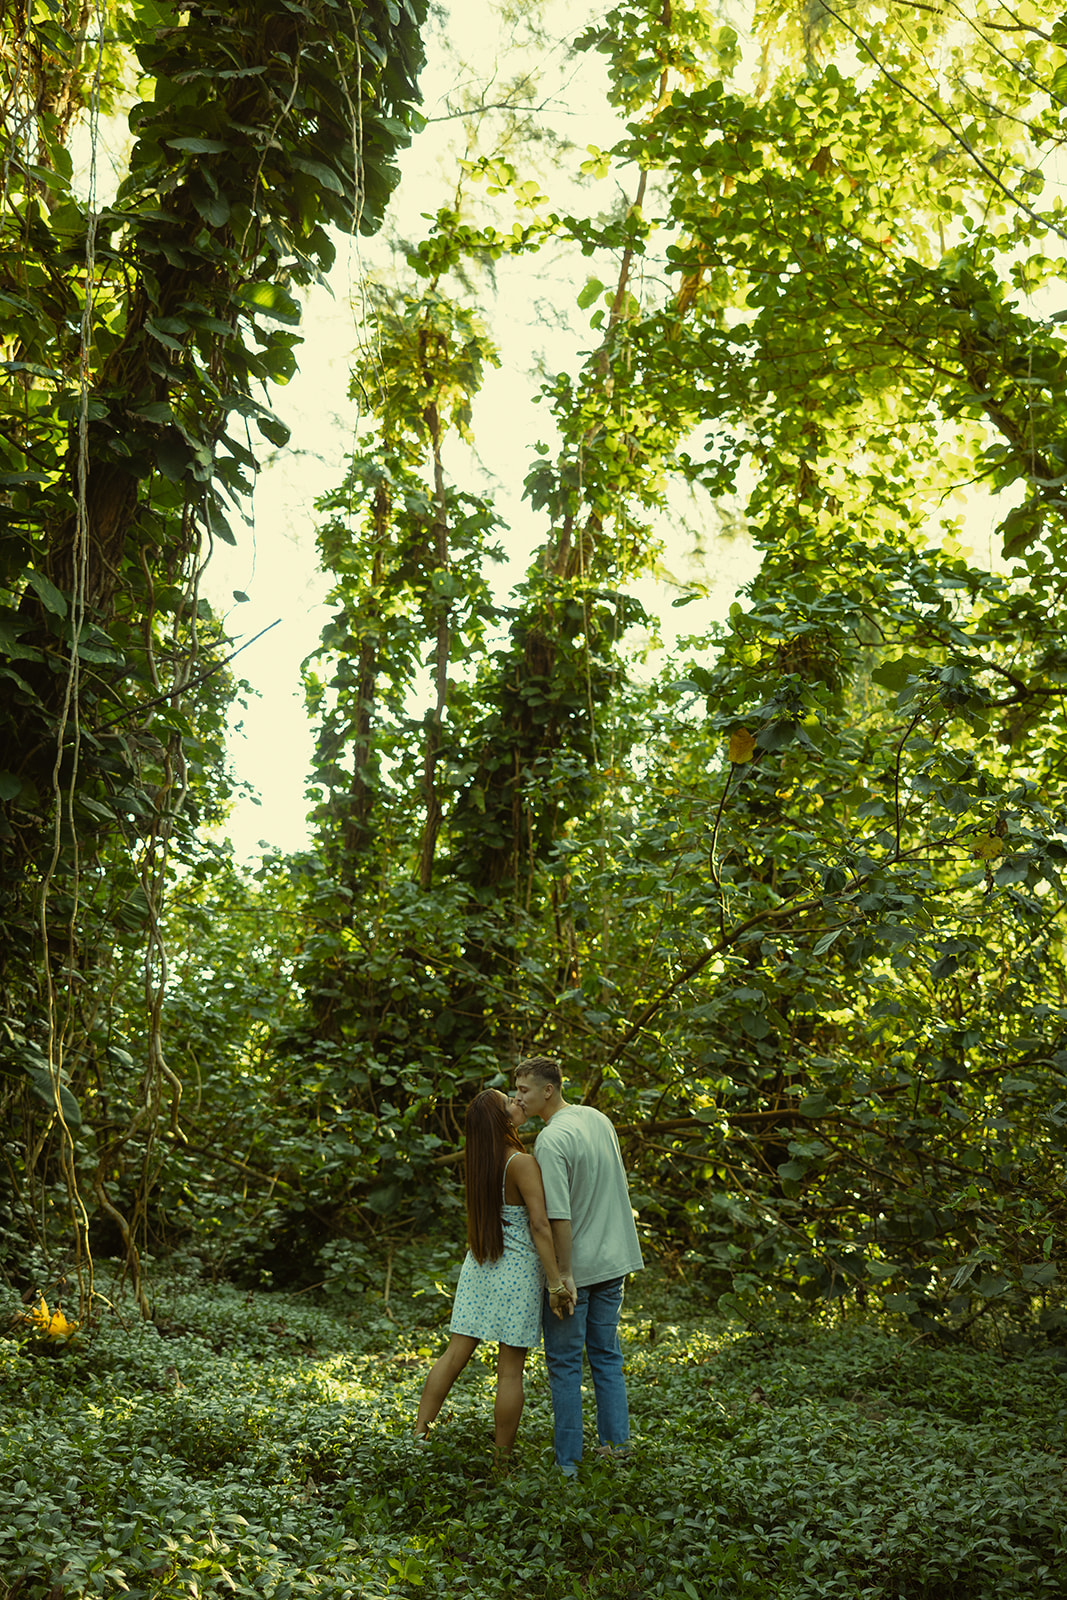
[541,1276,629,1472]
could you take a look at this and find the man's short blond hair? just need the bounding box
[515,1055,563,1091]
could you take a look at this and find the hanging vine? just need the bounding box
[0,0,428,1309]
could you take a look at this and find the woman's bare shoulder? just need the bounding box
[507,1149,544,1185]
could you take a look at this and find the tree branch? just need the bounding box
[99,618,280,729]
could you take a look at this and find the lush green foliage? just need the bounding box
[0,0,427,1306]
[252,0,1067,1338]
[4,0,1067,1358]
[1,1266,1064,1598]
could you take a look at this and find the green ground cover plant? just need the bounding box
[2,1262,1064,1600]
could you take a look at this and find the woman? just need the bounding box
[414,1089,573,1456]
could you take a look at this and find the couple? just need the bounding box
[414,1056,644,1474]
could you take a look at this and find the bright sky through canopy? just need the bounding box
[203,0,762,860]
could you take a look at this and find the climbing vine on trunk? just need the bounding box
[0,0,427,1311]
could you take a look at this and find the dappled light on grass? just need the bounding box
[1,1263,1064,1598]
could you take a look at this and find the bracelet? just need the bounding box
[548,1282,566,1295]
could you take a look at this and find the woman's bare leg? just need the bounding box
[493,1344,528,1456]
[415,1334,479,1436]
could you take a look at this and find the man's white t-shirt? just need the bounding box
[534,1104,644,1288]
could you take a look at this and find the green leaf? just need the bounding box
[206,499,237,546]
[0,360,62,379]
[871,653,928,691]
[236,282,302,325]
[192,188,231,227]
[25,569,67,618]
[25,1065,82,1129]
[77,640,123,664]
[166,136,231,153]
[577,277,606,309]
[289,155,346,195]
[76,795,117,822]
[256,413,291,447]
[55,396,109,423]
[1021,1261,1057,1286]
[156,435,191,481]
[130,401,175,423]
[145,316,185,351]
[755,719,797,752]
[994,857,1029,887]
[882,1293,918,1313]
[0,614,44,662]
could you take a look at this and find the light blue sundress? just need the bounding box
[449,1152,545,1346]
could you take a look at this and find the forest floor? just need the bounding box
[1,1258,1065,1599]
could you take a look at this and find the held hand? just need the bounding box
[548,1279,576,1319]
[561,1275,577,1316]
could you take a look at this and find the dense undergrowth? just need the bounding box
[1,1259,1065,1599]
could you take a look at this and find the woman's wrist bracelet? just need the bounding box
[548,1282,566,1295]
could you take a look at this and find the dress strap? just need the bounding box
[502,1150,519,1203]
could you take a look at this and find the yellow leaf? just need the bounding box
[20,1294,79,1342]
[28,1295,51,1330]
[44,1305,79,1341]
[972,834,1003,861]
[728,728,756,764]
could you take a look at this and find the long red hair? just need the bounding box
[465,1090,524,1263]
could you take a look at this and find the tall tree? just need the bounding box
[0,0,427,1308]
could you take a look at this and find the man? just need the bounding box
[513,1056,644,1475]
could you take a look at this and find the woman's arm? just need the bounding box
[510,1154,574,1313]
[550,1220,576,1306]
